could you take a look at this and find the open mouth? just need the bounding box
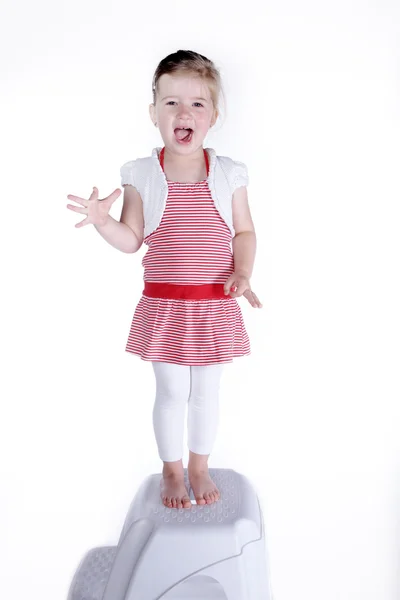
[174,127,193,143]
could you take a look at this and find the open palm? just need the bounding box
[66,187,121,228]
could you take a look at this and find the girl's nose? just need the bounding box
[177,104,192,119]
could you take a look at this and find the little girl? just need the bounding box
[67,49,262,510]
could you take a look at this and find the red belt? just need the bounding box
[143,282,230,300]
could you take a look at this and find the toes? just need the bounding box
[209,490,219,503]
[196,496,206,505]
[183,496,192,509]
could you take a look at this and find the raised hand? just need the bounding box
[66,187,121,228]
[224,273,262,308]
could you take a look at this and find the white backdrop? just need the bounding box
[1,1,399,599]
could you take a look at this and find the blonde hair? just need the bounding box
[152,50,224,119]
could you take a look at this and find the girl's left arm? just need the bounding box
[231,185,256,278]
[224,186,262,308]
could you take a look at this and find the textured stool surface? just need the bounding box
[68,547,117,600]
[120,468,261,540]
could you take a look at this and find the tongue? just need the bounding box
[175,128,191,140]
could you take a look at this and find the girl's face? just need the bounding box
[150,73,218,153]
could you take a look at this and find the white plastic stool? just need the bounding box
[68,468,272,600]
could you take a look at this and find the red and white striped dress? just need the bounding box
[125,149,250,366]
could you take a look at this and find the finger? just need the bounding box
[66,204,87,214]
[224,277,235,295]
[228,286,239,297]
[252,293,263,308]
[224,279,235,294]
[89,187,99,200]
[75,216,90,228]
[230,282,249,298]
[249,292,262,308]
[67,194,88,207]
[243,289,258,307]
[236,282,250,296]
[104,188,122,204]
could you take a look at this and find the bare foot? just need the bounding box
[188,469,220,505]
[160,472,192,509]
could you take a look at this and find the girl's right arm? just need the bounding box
[96,185,144,253]
[67,185,144,254]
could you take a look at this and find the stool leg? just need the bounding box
[202,557,248,600]
[200,541,271,600]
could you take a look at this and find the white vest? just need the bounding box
[120,147,249,239]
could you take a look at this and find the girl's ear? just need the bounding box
[149,103,156,126]
[211,108,219,128]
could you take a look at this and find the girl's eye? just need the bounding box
[165,101,204,107]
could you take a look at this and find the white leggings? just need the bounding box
[152,362,225,462]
